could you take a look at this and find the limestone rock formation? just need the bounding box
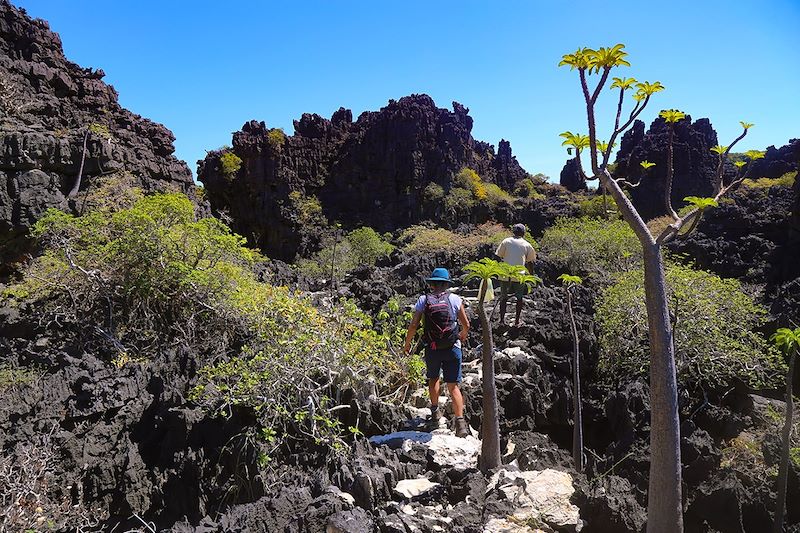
[747,139,798,178]
[613,116,726,220]
[0,0,193,237]
[559,157,587,192]
[198,95,529,260]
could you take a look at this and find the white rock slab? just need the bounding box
[394,477,440,499]
[486,469,581,532]
[370,430,481,470]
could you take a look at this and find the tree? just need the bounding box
[559,44,760,532]
[69,123,112,198]
[558,273,584,471]
[464,258,540,470]
[770,327,799,533]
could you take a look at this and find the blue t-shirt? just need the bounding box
[415,292,463,349]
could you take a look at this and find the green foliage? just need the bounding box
[288,191,326,226]
[483,183,513,206]
[399,222,512,261]
[559,131,590,153]
[267,128,286,149]
[88,122,111,140]
[346,227,394,265]
[558,273,583,286]
[443,187,476,216]
[2,191,418,457]
[454,167,487,201]
[659,109,686,124]
[296,227,393,281]
[771,327,800,356]
[744,149,766,161]
[710,145,728,156]
[463,258,540,303]
[558,44,630,72]
[423,182,445,203]
[219,151,243,180]
[0,364,39,390]
[742,171,796,190]
[640,160,656,170]
[596,264,786,391]
[683,196,719,210]
[576,194,621,219]
[514,178,545,200]
[540,217,640,276]
[791,447,800,468]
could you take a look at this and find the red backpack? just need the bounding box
[423,292,459,350]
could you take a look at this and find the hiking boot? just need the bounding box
[428,406,443,429]
[454,416,469,438]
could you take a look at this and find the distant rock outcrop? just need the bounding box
[559,157,587,192]
[0,0,193,235]
[613,116,725,220]
[198,95,529,260]
[748,139,798,179]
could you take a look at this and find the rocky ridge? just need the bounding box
[198,95,529,260]
[0,0,194,240]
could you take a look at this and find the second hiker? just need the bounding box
[495,223,537,327]
[403,267,471,438]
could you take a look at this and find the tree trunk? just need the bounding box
[477,281,502,471]
[643,244,684,533]
[774,349,796,533]
[68,128,90,198]
[567,288,583,472]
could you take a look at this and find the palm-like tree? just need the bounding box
[559,43,755,533]
[770,327,800,533]
[558,273,584,471]
[464,258,540,470]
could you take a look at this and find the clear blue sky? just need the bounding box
[17,0,800,182]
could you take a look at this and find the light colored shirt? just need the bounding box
[495,236,536,267]
[414,292,463,349]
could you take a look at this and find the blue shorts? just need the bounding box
[425,346,462,383]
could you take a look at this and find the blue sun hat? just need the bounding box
[426,267,452,283]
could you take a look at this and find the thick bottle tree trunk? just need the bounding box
[68,128,90,198]
[774,350,796,533]
[567,289,583,471]
[477,282,502,470]
[643,244,683,533]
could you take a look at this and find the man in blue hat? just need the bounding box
[403,267,471,437]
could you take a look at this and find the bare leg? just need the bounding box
[499,284,508,324]
[446,383,464,417]
[514,297,524,327]
[429,378,441,406]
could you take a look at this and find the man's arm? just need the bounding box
[457,303,470,342]
[495,239,506,260]
[404,311,422,354]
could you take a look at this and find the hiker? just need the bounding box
[495,223,536,327]
[403,267,471,438]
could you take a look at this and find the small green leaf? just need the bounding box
[739,121,754,130]
[640,160,656,170]
[734,161,746,168]
[744,150,765,161]
[710,145,728,156]
[683,196,718,210]
[558,273,583,286]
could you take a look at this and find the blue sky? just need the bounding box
[17,0,800,182]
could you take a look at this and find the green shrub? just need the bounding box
[423,182,445,203]
[484,183,513,206]
[219,151,243,180]
[454,167,486,201]
[296,227,393,281]
[289,191,326,226]
[514,178,545,200]
[577,193,621,219]
[346,226,394,265]
[399,222,513,262]
[540,217,640,276]
[741,171,796,190]
[443,187,476,217]
[596,264,786,391]
[267,128,287,149]
[2,193,417,457]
